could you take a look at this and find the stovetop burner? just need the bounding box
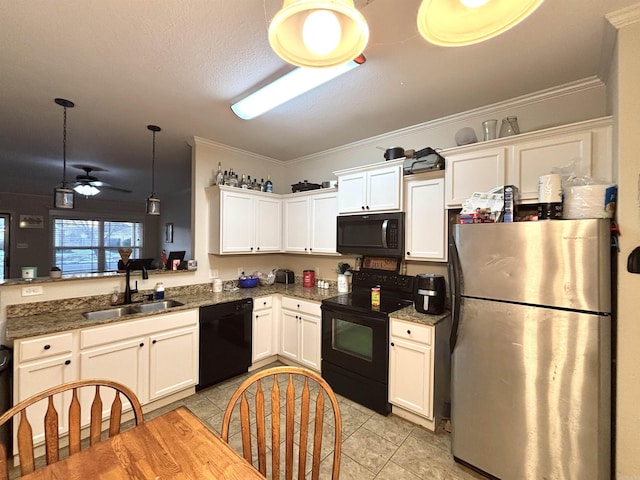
[321,270,415,317]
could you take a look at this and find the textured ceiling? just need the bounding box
[0,0,636,202]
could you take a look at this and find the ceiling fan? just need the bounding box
[72,164,133,196]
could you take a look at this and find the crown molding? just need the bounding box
[190,136,284,166]
[606,3,640,29]
[291,76,605,165]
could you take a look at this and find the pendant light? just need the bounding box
[53,98,75,209]
[269,0,369,68]
[417,0,544,47]
[146,125,161,215]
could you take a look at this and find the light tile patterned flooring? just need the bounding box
[146,362,487,480]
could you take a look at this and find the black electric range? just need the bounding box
[321,270,415,414]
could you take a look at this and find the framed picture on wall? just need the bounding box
[165,222,174,243]
[19,215,44,229]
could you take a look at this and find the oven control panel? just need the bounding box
[352,271,415,295]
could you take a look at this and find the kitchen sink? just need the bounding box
[131,300,184,313]
[82,300,184,321]
[82,305,138,321]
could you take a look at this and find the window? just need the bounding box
[53,218,143,273]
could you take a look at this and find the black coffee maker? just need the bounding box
[414,274,446,315]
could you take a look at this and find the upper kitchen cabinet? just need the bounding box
[207,185,282,254]
[283,189,338,255]
[404,172,447,262]
[334,159,404,214]
[443,117,613,208]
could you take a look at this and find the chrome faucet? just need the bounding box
[124,260,149,304]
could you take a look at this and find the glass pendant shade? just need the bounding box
[146,125,161,215]
[417,0,544,47]
[53,98,75,209]
[146,196,161,215]
[54,186,75,209]
[269,0,369,67]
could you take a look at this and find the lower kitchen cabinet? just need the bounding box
[79,309,199,405]
[388,316,451,431]
[13,308,199,448]
[279,297,321,371]
[252,296,276,363]
[14,333,78,448]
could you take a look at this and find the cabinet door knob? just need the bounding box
[407,330,411,335]
[250,247,254,251]
[305,248,308,252]
[390,342,395,347]
[140,343,144,347]
[43,344,51,350]
[309,248,312,252]
[152,339,157,344]
[361,206,365,210]
[256,247,260,251]
[263,301,267,306]
[64,360,71,365]
[366,205,370,210]
[407,252,411,256]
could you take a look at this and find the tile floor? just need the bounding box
[147,362,487,480]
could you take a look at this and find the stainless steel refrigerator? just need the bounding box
[448,219,611,480]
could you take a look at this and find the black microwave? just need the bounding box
[336,212,404,257]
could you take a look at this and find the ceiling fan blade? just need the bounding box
[101,184,133,194]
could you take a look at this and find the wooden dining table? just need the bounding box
[19,406,266,480]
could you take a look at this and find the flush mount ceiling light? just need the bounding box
[146,125,161,216]
[231,54,365,120]
[269,0,369,67]
[53,98,75,209]
[417,0,544,47]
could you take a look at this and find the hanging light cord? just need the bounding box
[62,104,68,185]
[151,129,156,196]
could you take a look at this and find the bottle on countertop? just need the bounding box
[265,176,273,193]
[154,282,165,300]
[215,162,224,186]
[260,178,265,192]
[223,170,230,186]
[229,172,239,188]
[240,174,249,189]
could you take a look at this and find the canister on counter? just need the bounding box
[303,270,315,288]
[502,185,518,222]
[371,286,381,307]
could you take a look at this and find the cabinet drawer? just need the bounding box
[81,309,198,349]
[19,332,74,362]
[281,297,320,317]
[254,296,273,310]
[390,319,432,345]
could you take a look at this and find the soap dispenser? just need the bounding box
[110,287,120,305]
[154,282,165,300]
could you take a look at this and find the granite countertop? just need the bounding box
[5,282,448,341]
[390,305,450,326]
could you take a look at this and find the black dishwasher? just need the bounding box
[197,298,253,391]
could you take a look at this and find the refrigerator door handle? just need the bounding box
[448,231,462,353]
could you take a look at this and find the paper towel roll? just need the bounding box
[538,174,563,203]
[563,184,617,219]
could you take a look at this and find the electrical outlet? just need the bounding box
[22,285,43,297]
[238,267,244,277]
[315,266,320,278]
[210,269,219,278]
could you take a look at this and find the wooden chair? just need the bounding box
[0,378,144,479]
[221,366,342,480]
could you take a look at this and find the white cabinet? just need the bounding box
[13,332,78,448]
[389,320,433,419]
[334,159,403,214]
[279,297,321,371]
[283,189,338,255]
[208,186,282,254]
[79,309,199,405]
[443,117,613,208]
[404,173,447,262]
[444,147,507,208]
[252,296,277,363]
[388,316,451,431]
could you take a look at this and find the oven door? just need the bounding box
[321,304,389,383]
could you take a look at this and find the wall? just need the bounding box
[613,16,640,479]
[159,188,192,260]
[281,78,608,188]
[0,192,161,279]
